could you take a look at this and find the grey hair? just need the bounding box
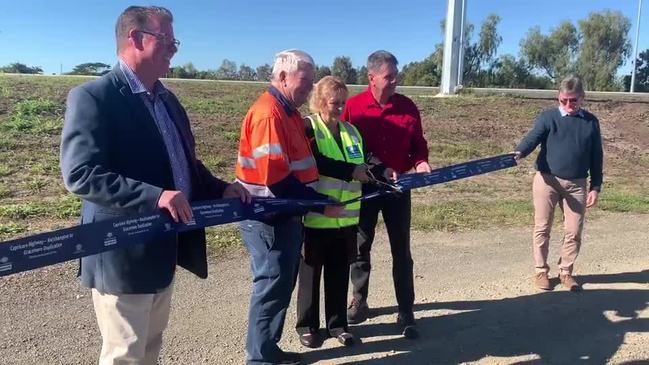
[367,50,398,72]
[115,6,173,53]
[559,75,585,96]
[271,49,315,80]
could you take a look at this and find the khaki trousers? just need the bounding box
[91,284,173,365]
[532,172,587,275]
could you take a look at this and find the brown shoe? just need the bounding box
[347,299,369,324]
[559,273,582,292]
[534,272,552,290]
[297,328,322,348]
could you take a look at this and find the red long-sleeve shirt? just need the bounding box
[342,88,429,173]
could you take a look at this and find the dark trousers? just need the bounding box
[350,190,414,314]
[239,218,303,365]
[296,226,356,336]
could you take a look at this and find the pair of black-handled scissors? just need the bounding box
[362,152,402,193]
[365,166,402,193]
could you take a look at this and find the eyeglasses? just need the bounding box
[559,97,580,105]
[137,29,180,47]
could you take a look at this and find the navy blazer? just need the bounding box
[60,67,228,294]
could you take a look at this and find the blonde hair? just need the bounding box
[309,76,348,114]
[271,49,314,81]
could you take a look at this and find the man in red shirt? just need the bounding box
[342,50,431,339]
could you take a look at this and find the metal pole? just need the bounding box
[456,0,467,88]
[440,0,463,95]
[630,0,643,93]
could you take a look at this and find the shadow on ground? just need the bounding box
[302,271,649,365]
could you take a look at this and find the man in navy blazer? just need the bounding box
[60,6,248,364]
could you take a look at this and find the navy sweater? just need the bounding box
[516,107,603,190]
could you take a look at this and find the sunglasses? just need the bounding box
[559,97,580,105]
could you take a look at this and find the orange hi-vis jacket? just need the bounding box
[236,90,319,197]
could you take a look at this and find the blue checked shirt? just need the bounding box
[119,60,192,199]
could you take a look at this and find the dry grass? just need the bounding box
[1,74,648,247]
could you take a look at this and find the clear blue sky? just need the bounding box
[1,0,646,76]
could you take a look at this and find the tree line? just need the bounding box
[165,57,371,85]
[2,10,648,92]
[398,10,646,92]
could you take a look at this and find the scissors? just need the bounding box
[363,152,402,193]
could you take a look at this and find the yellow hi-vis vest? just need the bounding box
[304,114,365,229]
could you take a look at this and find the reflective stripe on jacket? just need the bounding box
[304,114,364,228]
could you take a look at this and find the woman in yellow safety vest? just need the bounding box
[295,76,394,348]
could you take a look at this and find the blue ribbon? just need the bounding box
[396,153,517,190]
[341,153,517,204]
[0,153,516,277]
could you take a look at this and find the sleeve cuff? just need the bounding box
[414,159,428,168]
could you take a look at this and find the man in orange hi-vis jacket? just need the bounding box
[235,49,342,365]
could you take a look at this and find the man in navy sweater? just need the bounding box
[514,75,603,292]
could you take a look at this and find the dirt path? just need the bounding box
[1,212,647,364]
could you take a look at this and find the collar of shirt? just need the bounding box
[359,86,395,109]
[558,106,584,118]
[118,59,168,98]
[268,85,296,115]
